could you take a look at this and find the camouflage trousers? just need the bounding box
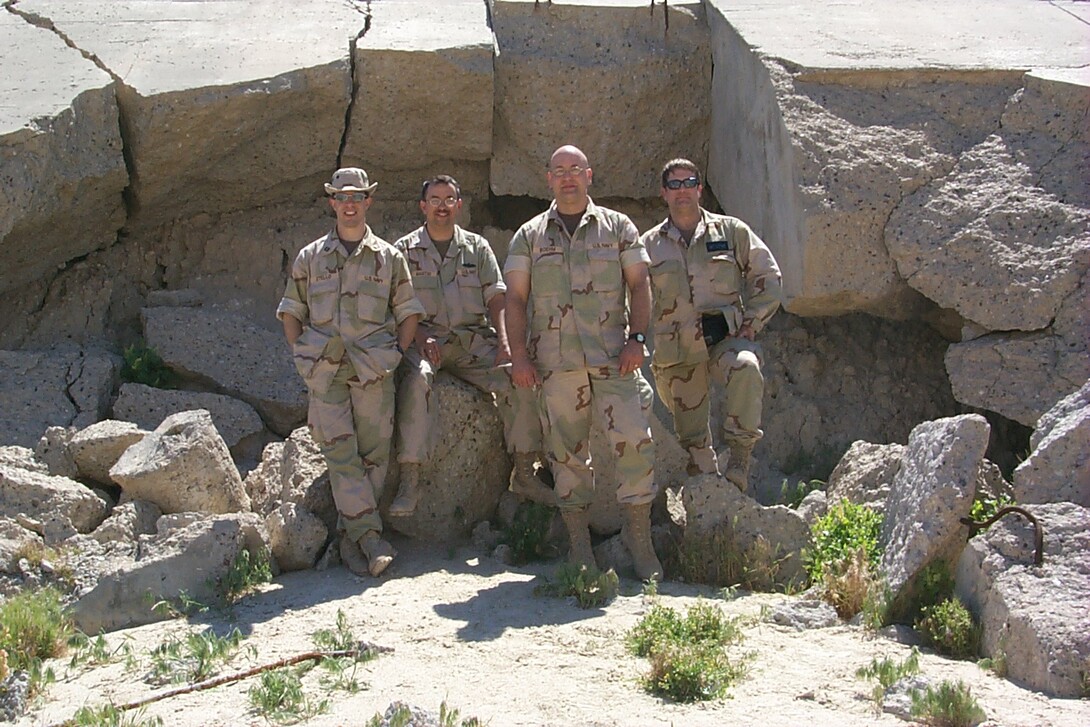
[396,339,543,463]
[307,360,392,541]
[652,336,765,475]
[539,368,656,510]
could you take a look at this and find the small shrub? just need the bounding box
[312,610,377,693]
[805,499,883,584]
[644,641,744,702]
[501,502,557,564]
[536,563,618,608]
[121,343,175,388]
[218,548,273,604]
[976,650,1008,678]
[626,601,747,702]
[916,598,979,659]
[855,648,921,707]
[910,679,986,727]
[669,527,743,588]
[68,633,135,670]
[0,586,71,695]
[861,580,893,630]
[823,546,873,619]
[248,667,329,724]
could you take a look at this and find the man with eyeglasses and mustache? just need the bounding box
[389,175,551,516]
[278,167,424,578]
[505,145,662,582]
[642,158,782,493]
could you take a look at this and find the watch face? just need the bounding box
[630,332,646,343]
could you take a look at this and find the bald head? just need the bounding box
[549,145,589,168]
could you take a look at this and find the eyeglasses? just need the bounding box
[549,166,585,178]
[664,177,700,190]
[426,196,459,208]
[332,192,368,202]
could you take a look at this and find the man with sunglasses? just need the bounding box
[389,175,551,516]
[643,159,782,492]
[505,145,662,582]
[278,167,424,578]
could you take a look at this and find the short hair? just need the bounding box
[660,158,702,188]
[420,174,461,201]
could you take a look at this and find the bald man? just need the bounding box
[504,145,662,581]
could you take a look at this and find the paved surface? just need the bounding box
[709,0,1089,72]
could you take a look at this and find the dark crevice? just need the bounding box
[63,356,85,417]
[338,1,373,166]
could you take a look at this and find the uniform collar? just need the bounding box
[661,208,710,247]
[546,196,600,227]
[413,224,465,254]
[320,227,381,256]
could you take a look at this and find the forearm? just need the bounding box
[397,314,420,352]
[488,294,509,351]
[282,315,303,346]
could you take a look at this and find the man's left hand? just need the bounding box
[619,339,644,375]
[736,323,756,341]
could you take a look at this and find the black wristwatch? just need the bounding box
[628,332,646,344]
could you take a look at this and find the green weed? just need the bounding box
[67,633,135,670]
[366,701,485,727]
[804,499,883,584]
[147,627,247,685]
[855,647,921,707]
[248,666,329,724]
[149,589,208,619]
[916,598,979,659]
[536,563,619,608]
[910,679,987,727]
[70,704,164,727]
[626,601,747,702]
[968,492,1015,525]
[778,478,825,509]
[218,548,273,604]
[0,586,71,696]
[121,342,175,389]
[312,610,376,693]
[500,502,557,564]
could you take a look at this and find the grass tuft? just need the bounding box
[910,679,987,727]
[855,647,921,707]
[500,502,557,564]
[536,563,619,608]
[0,586,71,696]
[248,667,329,725]
[121,342,175,389]
[915,597,979,659]
[70,704,164,727]
[219,548,273,604]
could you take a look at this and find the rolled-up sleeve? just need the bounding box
[390,250,426,324]
[503,227,533,276]
[478,242,506,305]
[619,217,651,268]
[276,253,310,323]
[736,223,783,333]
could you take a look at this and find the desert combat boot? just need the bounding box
[559,507,596,570]
[723,440,754,493]
[389,463,421,516]
[621,502,663,582]
[510,451,557,505]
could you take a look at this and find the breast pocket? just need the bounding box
[356,278,390,324]
[531,251,566,300]
[307,274,339,326]
[456,266,486,316]
[587,247,621,293]
[412,273,442,319]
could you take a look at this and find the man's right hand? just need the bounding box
[415,331,442,366]
[510,352,541,388]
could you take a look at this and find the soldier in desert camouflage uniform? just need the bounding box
[504,145,662,581]
[642,159,782,492]
[388,175,551,516]
[278,167,424,577]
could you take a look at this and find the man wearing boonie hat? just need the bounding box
[277,167,424,577]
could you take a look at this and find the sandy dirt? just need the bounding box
[15,537,1089,727]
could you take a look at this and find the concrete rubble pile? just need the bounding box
[0,0,1087,702]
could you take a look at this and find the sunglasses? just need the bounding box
[332,192,369,202]
[664,177,700,190]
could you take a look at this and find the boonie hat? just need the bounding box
[324,167,378,195]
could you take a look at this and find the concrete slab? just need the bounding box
[344,0,495,201]
[18,0,365,96]
[1,8,126,294]
[17,0,365,224]
[711,0,1089,71]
